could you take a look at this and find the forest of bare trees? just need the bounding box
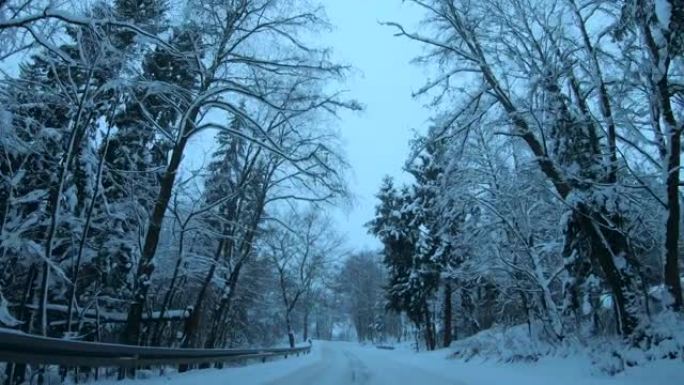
[1,0,683,383]
[369,0,684,361]
[0,0,362,383]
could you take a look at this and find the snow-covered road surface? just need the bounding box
[264,341,463,385]
[98,340,683,385]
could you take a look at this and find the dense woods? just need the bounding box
[1,0,683,383]
[0,0,363,383]
[369,0,684,358]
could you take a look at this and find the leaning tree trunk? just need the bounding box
[204,192,265,349]
[181,240,225,348]
[448,10,645,336]
[202,256,247,350]
[150,236,189,346]
[118,115,194,379]
[122,109,196,347]
[177,241,226,372]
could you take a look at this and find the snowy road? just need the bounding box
[98,340,683,385]
[264,342,463,385]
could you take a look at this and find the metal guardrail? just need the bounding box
[0,329,311,368]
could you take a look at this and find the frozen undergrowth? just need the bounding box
[593,311,684,374]
[446,312,684,375]
[449,323,562,363]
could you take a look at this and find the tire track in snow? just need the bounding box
[264,341,464,385]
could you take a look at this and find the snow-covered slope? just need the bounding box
[389,343,683,385]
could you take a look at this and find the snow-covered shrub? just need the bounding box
[638,311,684,360]
[449,323,560,363]
[586,312,684,374]
[448,312,684,375]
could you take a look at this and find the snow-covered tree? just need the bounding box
[368,176,441,350]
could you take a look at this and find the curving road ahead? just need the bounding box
[264,341,464,385]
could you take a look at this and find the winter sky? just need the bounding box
[188,1,430,251]
[321,0,429,250]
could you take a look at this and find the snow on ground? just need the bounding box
[91,340,683,385]
[387,343,683,385]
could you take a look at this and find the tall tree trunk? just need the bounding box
[36,262,49,336]
[636,0,683,313]
[122,111,195,346]
[659,77,683,310]
[119,120,193,375]
[423,302,436,351]
[286,312,295,348]
[303,309,309,342]
[4,265,38,385]
[66,123,112,334]
[181,240,224,349]
[445,8,644,335]
[579,206,642,336]
[664,129,682,310]
[41,64,98,338]
[150,237,188,346]
[204,191,265,349]
[442,281,452,347]
[203,254,250,350]
[177,241,226,372]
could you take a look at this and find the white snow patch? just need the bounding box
[390,346,684,385]
[0,295,21,327]
[655,0,672,30]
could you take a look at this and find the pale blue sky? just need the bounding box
[323,0,428,250]
[186,1,429,251]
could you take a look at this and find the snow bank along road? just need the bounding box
[99,340,683,385]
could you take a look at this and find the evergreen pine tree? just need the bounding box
[368,176,440,350]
